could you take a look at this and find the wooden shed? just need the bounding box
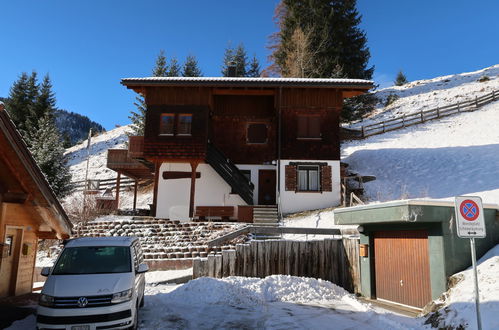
[334,199,499,309]
[0,103,72,298]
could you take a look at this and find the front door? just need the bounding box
[258,170,276,205]
[374,230,432,308]
[0,227,23,297]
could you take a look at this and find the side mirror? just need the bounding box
[136,263,149,274]
[41,267,51,277]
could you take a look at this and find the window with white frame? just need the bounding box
[297,165,320,191]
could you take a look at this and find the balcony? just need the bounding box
[106,149,154,180]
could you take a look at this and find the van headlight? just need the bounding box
[111,289,133,304]
[39,294,55,307]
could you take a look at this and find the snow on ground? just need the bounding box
[65,125,132,182]
[63,124,153,210]
[342,100,499,204]
[352,64,499,128]
[424,244,499,330]
[282,209,357,240]
[141,275,425,330]
[145,268,193,284]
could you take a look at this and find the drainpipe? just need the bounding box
[277,87,283,223]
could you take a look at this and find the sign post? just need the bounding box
[455,196,486,330]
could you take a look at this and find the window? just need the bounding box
[159,113,192,136]
[297,165,320,191]
[297,115,321,139]
[160,113,175,135]
[177,114,192,136]
[52,247,132,275]
[240,170,251,182]
[247,123,268,144]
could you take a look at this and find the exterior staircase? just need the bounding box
[252,205,279,226]
[206,142,254,205]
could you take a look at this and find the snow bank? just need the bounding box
[142,275,425,330]
[425,244,499,330]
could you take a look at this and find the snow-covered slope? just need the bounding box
[354,64,499,127]
[65,125,132,182]
[425,244,499,329]
[343,65,499,204]
[64,125,153,210]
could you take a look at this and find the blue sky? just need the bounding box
[1,0,498,130]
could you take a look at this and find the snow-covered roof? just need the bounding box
[334,199,499,213]
[121,76,373,88]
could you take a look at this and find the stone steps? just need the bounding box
[72,219,246,261]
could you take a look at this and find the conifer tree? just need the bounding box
[182,55,203,77]
[129,51,171,136]
[25,113,73,198]
[5,72,35,131]
[395,70,408,86]
[26,74,56,135]
[269,0,376,121]
[167,57,181,77]
[221,45,235,77]
[222,43,250,77]
[247,55,261,77]
[152,50,168,77]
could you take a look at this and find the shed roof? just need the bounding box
[121,76,373,89]
[0,102,72,237]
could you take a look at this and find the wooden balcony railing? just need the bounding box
[128,136,144,158]
[107,149,135,169]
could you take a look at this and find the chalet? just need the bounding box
[0,102,72,298]
[108,77,372,221]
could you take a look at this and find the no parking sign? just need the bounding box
[455,196,486,238]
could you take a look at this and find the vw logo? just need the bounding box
[77,297,88,308]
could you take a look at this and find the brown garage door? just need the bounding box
[374,230,431,308]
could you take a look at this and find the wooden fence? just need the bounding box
[193,238,361,293]
[72,177,138,192]
[360,89,498,138]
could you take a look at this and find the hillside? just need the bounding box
[352,64,499,128]
[55,109,105,146]
[63,124,153,209]
[342,64,499,204]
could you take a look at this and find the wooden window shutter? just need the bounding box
[308,116,321,138]
[297,116,307,138]
[285,165,297,191]
[247,123,268,143]
[321,165,332,192]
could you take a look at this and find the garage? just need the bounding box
[334,199,499,309]
[373,230,431,308]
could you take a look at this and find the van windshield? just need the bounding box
[52,246,131,275]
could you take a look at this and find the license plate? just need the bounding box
[71,326,90,330]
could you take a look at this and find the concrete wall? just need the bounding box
[279,160,341,214]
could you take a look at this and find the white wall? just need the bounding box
[236,164,276,205]
[279,160,341,214]
[156,163,245,220]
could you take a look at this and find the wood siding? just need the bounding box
[143,104,209,160]
[374,230,432,308]
[211,95,276,164]
[141,86,343,163]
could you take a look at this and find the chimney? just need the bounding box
[227,62,237,77]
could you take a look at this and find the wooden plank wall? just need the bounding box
[193,238,360,293]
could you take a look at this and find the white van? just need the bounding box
[37,237,148,330]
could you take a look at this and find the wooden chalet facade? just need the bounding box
[112,77,372,221]
[0,103,72,297]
